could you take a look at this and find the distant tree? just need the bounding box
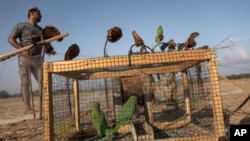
[12,92,21,97]
[226,73,250,80]
[0,90,10,98]
[11,90,39,97]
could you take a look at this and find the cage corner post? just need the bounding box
[43,63,54,141]
[208,49,225,139]
[182,69,192,122]
[73,78,80,131]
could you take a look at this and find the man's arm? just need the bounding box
[8,36,30,57]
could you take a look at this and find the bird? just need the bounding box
[91,102,108,137]
[185,32,199,50]
[106,26,123,43]
[116,95,138,126]
[160,39,176,52]
[104,26,123,57]
[132,30,146,53]
[152,25,164,51]
[102,95,138,141]
[167,39,176,52]
[178,32,199,51]
[160,42,169,52]
[155,25,164,44]
[177,43,185,51]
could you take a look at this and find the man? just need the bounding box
[8,7,55,114]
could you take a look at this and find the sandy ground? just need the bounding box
[0,78,250,140]
[0,96,40,125]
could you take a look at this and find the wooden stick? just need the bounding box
[39,52,45,120]
[182,70,192,122]
[0,32,69,61]
[66,77,72,115]
[73,79,80,131]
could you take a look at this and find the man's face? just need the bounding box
[31,10,42,22]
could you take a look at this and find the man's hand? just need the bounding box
[48,50,56,55]
[21,50,30,57]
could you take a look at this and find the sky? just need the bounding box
[0,0,250,94]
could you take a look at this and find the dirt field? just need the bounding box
[0,78,250,141]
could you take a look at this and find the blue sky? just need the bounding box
[0,0,250,94]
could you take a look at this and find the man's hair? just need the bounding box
[27,7,40,18]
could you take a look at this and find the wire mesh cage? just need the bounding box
[43,49,225,141]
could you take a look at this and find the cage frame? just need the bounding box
[43,49,225,141]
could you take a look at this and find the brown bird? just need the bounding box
[106,26,122,43]
[132,30,146,52]
[41,25,63,42]
[64,44,80,60]
[178,32,199,51]
[160,39,176,52]
[167,39,176,52]
[177,43,185,51]
[160,42,169,52]
[185,32,199,50]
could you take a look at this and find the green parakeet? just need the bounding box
[102,95,138,141]
[116,95,138,126]
[91,102,108,137]
[155,25,164,44]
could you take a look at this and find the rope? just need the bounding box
[219,73,250,116]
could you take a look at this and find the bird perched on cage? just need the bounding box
[152,25,164,51]
[155,25,164,44]
[64,43,80,60]
[167,39,176,52]
[159,42,169,52]
[132,30,146,53]
[177,43,185,51]
[185,32,199,49]
[102,95,138,141]
[91,102,108,137]
[160,39,176,52]
[106,26,123,43]
[104,26,123,57]
[178,32,199,51]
